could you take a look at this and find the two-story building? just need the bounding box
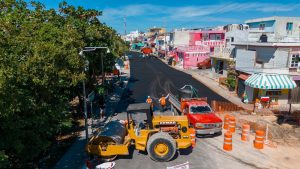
[172,29,225,69]
[210,24,249,76]
[233,16,300,105]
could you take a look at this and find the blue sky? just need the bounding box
[25,0,300,34]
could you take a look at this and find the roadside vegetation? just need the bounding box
[0,0,128,168]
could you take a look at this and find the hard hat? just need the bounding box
[148,96,150,98]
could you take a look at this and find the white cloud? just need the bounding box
[101,2,300,21]
[99,2,300,32]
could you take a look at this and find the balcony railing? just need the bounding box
[211,47,234,60]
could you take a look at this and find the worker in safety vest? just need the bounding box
[146,96,153,109]
[159,94,169,112]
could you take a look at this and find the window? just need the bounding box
[210,34,222,40]
[290,54,300,68]
[231,37,234,42]
[259,23,265,30]
[189,106,212,114]
[286,22,293,31]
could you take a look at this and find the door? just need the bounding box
[237,79,245,98]
[217,60,224,74]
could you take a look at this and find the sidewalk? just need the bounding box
[53,67,130,169]
[159,58,253,112]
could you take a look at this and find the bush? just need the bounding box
[226,75,236,91]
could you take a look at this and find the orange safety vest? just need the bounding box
[160,97,166,106]
[146,98,152,104]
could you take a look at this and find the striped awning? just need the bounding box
[245,73,297,89]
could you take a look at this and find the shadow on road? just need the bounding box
[196,131,222,138]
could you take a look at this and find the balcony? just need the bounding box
[210,47,234,60]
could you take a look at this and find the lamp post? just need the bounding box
[79,47,110,142]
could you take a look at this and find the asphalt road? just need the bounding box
[125,51,225,107]
[111,52,258,169]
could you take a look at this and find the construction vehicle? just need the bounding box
[169,85,223,135]
[86,103,193,162]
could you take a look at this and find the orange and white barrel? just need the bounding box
[241,124,250,141]
[254,130,264,149]
[189,128,196,148]
[228,116,236,133]
[223,131,232,151]
[223,114,231,130]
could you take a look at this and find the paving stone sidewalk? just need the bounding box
[53,68,130,169]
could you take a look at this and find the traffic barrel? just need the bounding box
[241,124,250,141]
[228,116,236,133]
[223,131,232,151]
[223,114,231,130]
[254,130,265,149]
[189,128,196,148]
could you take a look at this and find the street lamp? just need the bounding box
[79,47,110,142]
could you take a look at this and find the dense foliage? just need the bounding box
[0,0,128,168]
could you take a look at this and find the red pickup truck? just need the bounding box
[168,85,222,135]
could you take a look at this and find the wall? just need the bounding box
[235,48,256,71]
[183,52,209,68]
[248,20,275,32]
[225,30,249,45]
[235,46,294,74]
[173,30,190,47]
[246,17,300,42]
[275,17,300,41]
[252,47,289,69]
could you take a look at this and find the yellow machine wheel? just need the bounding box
[147,132,176,162]
[154,143,169,157]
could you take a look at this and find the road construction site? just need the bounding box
[86,52,300,169]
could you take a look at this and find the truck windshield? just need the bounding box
[190,106,212,114]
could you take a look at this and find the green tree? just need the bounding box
[0,0,128,168]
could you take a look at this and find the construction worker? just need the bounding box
[159,94,169,112]
[146,96,153,109]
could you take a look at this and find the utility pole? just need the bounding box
[123,15,127,36]
[164,20,167,59]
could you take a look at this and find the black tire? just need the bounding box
[147,132,176,162]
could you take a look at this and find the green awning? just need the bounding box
[245,73,297,89]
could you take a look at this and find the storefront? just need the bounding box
[244,73,297,105]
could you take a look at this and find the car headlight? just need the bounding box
[217,123,222,127]
[195,123,204,128]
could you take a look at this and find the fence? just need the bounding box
[211,100,244,112]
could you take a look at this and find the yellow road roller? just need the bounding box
[86,103,193,162]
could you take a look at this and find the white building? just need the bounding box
[232,17,300,105]
[245,16,300,43]
[123,30,139,42]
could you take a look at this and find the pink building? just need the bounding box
[174,46,210,69]
[172,30,225,69]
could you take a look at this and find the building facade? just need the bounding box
[172,29,225,69]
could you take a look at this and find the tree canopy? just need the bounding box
[0,0,128,168]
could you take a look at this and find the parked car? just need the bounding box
[197,58,212,69]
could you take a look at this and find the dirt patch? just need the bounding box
[218,112,300,146]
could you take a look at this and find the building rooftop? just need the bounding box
[245,16,300,23]
[232,42,300,47]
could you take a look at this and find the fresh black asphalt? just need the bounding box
[125,51,226,108]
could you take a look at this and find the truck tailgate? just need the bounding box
[169,94,181,111]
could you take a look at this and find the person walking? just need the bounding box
[146,96,153,109]
[159,94,169,112]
